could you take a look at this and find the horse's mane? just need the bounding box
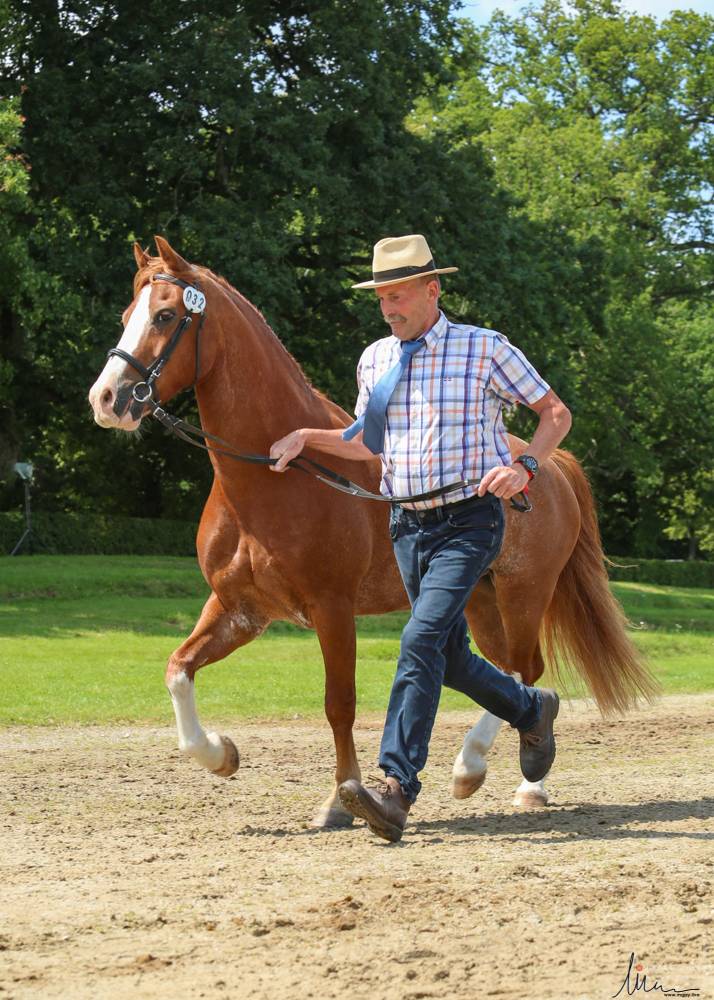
[134,256,325,402]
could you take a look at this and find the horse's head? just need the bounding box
[89,236,208,430]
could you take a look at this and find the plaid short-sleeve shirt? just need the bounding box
[353,311,550,509]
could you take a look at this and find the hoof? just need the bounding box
[309,806,355,830]
[210,736,240,778]
[513,789,549,809]
[452,769,487,799]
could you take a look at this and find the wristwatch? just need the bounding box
[514,454,539,480]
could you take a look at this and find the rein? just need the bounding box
[109,273,532,513]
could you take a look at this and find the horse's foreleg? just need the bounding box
[310,600,361,830]
[166,592,266,777]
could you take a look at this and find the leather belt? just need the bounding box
[392,492,493,526]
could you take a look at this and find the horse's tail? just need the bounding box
[542,449,659,715]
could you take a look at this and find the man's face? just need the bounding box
[375,277,439,341]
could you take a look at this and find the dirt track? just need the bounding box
[2,694,713,999]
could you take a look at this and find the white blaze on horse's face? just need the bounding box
[88,285,152,430]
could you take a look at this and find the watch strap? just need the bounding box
[515,455,538,480]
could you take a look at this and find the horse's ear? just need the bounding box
[154,235,191,273]
[133,242,150,270]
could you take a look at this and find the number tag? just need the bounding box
[183,286,206,313]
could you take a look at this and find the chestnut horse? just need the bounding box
[89,237,656,828]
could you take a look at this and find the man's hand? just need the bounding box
[478,463,530,499]
[269,429,306,472]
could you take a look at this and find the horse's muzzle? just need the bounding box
[112,380,140,420]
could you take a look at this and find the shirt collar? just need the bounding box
[423,310,448,351]
[390,310,448,354]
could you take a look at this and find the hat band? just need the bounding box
[372,259,436,283]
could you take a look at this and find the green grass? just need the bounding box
[0,557,712,725]
[611,580,714,632]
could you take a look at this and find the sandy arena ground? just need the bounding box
[1,693,713,1000]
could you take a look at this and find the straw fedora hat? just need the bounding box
[352,234,458,290]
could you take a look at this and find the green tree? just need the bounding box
[410,0,714,555]
[1,0,599,528]
[0,94,37,505]
[0,0,459,518]
[656,302,714,558]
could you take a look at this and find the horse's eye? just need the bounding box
[155,310,174,325]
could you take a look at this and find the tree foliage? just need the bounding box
[410,0,714,554]
[0,0,711,556]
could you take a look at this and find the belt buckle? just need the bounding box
[403,505,426,525]
[418,505,442,525]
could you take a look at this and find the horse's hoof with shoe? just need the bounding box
[451,752,488,799]
[513,778,550,808]
[309,806,355,830]
[210,735,240,778]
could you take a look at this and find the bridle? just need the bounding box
[106,273,532,512]
[107,273,207,407]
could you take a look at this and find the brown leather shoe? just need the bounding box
[519,689,559,782]
[338,777,410,843]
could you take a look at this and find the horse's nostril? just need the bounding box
[101,387,114,407]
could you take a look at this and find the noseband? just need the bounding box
[107,273,206,406]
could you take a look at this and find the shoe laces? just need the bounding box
[520,730,544,747]
[366,773,392,796]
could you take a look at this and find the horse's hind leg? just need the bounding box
[492,573,557,809]
[452,572,558,808]
[309,600,361,830]
[451,577,508,798]
[166,592,267,777]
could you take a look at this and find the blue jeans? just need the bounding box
[379,493,542,802]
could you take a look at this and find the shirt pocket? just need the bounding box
[436,369,488,427]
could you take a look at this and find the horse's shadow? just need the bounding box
[411,795,714,844]
[235,796,714,842]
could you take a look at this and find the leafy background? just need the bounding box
[0,0,711,557]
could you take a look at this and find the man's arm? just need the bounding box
[478,389,572,499]
[269,427,374,472]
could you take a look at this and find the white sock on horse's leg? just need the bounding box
[513,777,549,807]
[452,710,503,798]
[512,672,550,806]
[168,671,237,775]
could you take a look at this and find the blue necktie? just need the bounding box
[343,338,426,454]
